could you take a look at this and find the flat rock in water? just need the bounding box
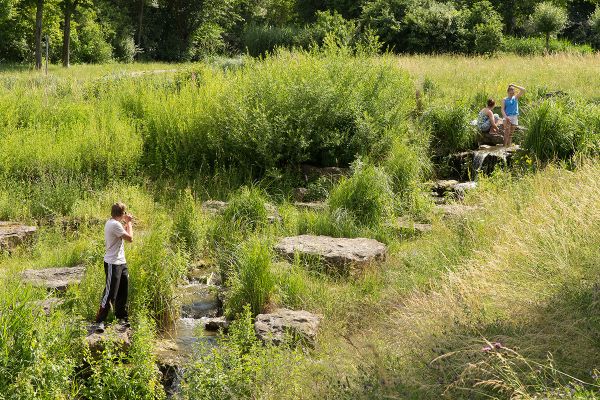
[179,284,221,319]
[275,235,387,269]
[21,266,85,291]
[255,308,322,346]
[86,322,132,354]
[0,222,37,250]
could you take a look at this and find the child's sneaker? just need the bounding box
[117,318,131,328]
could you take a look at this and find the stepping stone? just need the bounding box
[436,204,481,218]
[201,200,228,215]
[275,235,387,270]
[21,266,85,292]
[85,322,132,354]
[431,180,477,199]
[34,297,64,316]
[255,308,322,347]
[293,202,327,211]
[179,284,221,319]
[397,220,433,234]
[0,222,37,250]
[300,165,349,181]
[201,201,282,223]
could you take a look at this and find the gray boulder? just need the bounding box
[255,308,322,346]
[0,222,37,250]
[275,235,387,271]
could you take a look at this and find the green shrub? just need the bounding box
[501,36,593,56]
[384,137,424,195]
[462,1,504,55]
[589,7,600,49]
[573,103,600,157]
[328,161,394,228]
[182,306,306,399]
[0,286,79,399]
[225,238,276,318]
[172,188,203,257]
[402,1,466,53]
[524,101,575,162]
[82,314,164,399]
[128,215,188,328]
[142,50,415,175]
[241,24,314,57]
[223,186,269,230]
[424,105,476,153]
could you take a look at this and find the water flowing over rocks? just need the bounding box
[0,222,37,250]
[179,283,221,319]
[444,145,521,180]
[275,235,387,270]
[254,308,322,346]
[21,266,86,292]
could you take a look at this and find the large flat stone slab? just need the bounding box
[21,266,85,291]
[275,235,387,270]
[0,222,37,250]
[255,308,322,347]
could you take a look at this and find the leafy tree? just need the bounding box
[530,1,569,50]
[589,6,600,47]
[463,0,504,54]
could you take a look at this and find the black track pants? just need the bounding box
[95,262,129,323]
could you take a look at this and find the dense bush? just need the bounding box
[142,50,414,175]
[524,100,575,162]
[172,189,203,257]
[589,7,600,49]
[223,186,270,230]
[241,24,314,57]
[423,105,477,153]
[501,36,593,55]
[225,238,276,318]
[328,161,394,227]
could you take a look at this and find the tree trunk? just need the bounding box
[137,0,144,49]
[35,0,43,70]
[62,0,72,67]
[545,32,550,52]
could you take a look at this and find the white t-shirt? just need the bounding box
[104,219,127,265]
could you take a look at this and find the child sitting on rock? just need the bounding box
[477,98,500,134]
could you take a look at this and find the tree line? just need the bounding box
[1,0,600,66]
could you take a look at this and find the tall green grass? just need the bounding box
[328,161,394,228]
[142,50,415,175]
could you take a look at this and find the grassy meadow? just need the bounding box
[1,50,600,399]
